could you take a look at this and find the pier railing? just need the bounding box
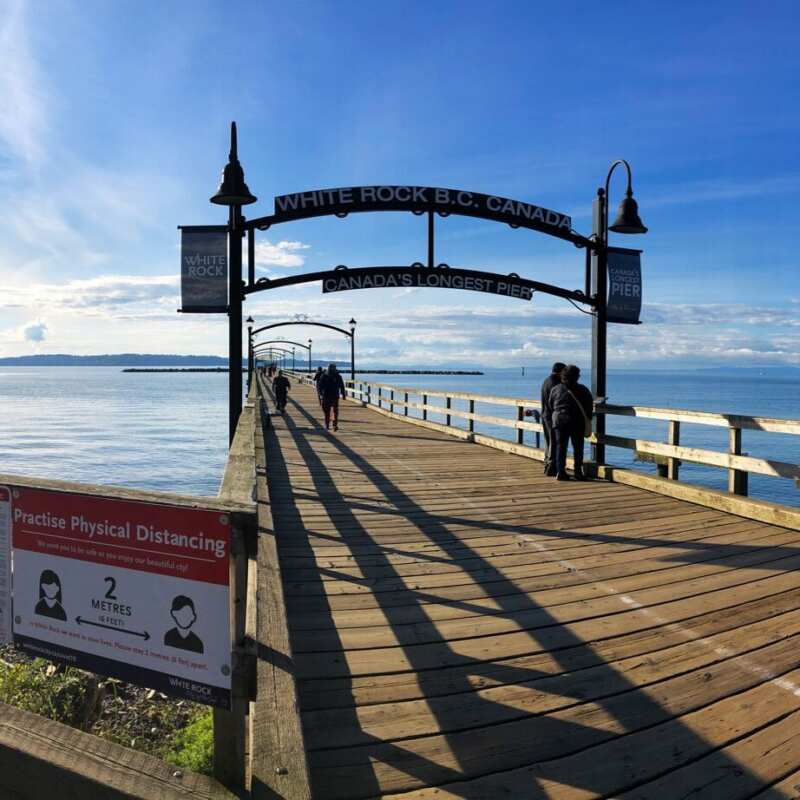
[287,370,800,518]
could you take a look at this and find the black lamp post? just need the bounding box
[308,339,312,372]
[349,318,357,383]
[210,122,257,445]
[591,159,647,466]
[245,316,254,391]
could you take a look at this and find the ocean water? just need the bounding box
[0,367,228,497]
[0,367,797,508]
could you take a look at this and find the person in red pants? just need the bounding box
[318,363,346,431]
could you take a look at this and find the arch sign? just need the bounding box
[322,265,534,301]
[265,185,575,241]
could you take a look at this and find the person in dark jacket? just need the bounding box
[549,364,593,481]
[540,361,566,476]
[273,370,291,413]
[318,363,346,431]
[312,366,324,406]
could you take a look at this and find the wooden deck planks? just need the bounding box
[259,380,800,799]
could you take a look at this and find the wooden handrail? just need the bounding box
[327,374,800,499]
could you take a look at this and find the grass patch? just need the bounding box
[163,709,214,775]
[1,651,213,776]
[0,658,98,728]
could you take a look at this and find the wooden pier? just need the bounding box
[252,375,800,799]
[2,373,800,800]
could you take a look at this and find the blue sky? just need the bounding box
[1,0,798,368]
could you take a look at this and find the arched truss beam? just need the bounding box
[253,346,293,356]
[250,320,353,338]
[252,339,310,351]
[244,266,590,306]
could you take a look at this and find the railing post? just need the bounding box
[404,392,409,416]
[378,386,382,408]
[446,396,452,426]
[390,389,394,413]
[469,399,475,433]
[517,405,524,445]
[422,393,428,421]
[728,426,748,495]
[667,420,680,480]
[367,384,371,406]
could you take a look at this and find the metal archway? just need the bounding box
[188,124,647,448]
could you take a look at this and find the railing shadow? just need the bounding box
[263,383,793,799]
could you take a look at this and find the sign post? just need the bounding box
[0,487,10,644]
[9,486,233,708]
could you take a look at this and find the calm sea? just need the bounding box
[0,367,797,507]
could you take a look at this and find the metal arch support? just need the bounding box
[244,266,593,307]
[252,339,311,351]
[250,320,355,338]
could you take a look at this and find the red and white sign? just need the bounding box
[0,487,10,644]
[9,486,232,708]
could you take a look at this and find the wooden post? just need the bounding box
[517,406,524,445]
[728,426,748,496]
[446,396,452,426]
[367,384,371,406]
[213,520,249,790]
[469,399,475,433]
[404,392,409,416]
[422,393,428,421]
[667,420,680,480]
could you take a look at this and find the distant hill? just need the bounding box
[0,354,231,367]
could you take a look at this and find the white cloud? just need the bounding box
[0,274,180,318]
[254,240,311,269]
[22,319,46,342]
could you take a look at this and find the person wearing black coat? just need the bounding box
[540,362,566,476]
[318,363,346,431]
[548,364,593,481]
[273,370,291,413]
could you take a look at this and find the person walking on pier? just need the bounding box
[313,366,324,406]
[537,361,566,476]
[549,364,593,481]
[273,369,291,413]
[318,363,346,431]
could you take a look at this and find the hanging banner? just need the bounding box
[11,486,232,708]
[273,186,573,240]
[0,487,11,644]
[322,266,534,301]
[607,246,642,324]
[180,225,228,313]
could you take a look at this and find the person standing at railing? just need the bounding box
[318,363,346,431]
[535,361,566,477]
[273,370,291,413]
[549,364,593,481]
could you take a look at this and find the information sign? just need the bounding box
[11,487,232,708]
[0,487,10,644]
[180,225,229,313]
[607,247,642,324]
